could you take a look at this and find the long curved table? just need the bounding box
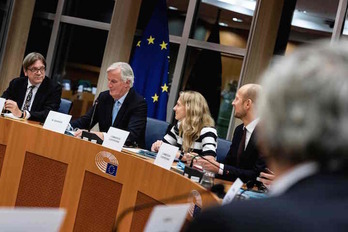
[0,117,219,231]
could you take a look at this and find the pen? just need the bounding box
[265,168,274,174]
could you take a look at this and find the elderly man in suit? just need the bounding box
[2,52,62,123]
[187,40,348,231]
[195,83,266,183]
[71,62,147,148]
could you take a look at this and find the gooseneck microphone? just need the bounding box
[189,153,222,172]
[88,99,98,132]
[112,189,212,232]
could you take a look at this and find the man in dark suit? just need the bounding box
[71,62,147,148]
[2,52,62,123]
[187,40,348,231]
[195,84,266,183]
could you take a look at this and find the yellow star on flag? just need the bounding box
[161,83,168,92]
[152,93,159,102]
[147,36,155,45]
[136,41,141,47]
[160,41,168,50]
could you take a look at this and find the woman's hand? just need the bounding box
[151,140,163,152]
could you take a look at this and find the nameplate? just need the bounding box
[102,127,130,151]
[43,111,72,134]
[222,178,243,205]
[144,203,190,232]
[0,98,5,113]
[154,143,178,170]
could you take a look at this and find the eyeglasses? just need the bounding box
[27,66,46,73]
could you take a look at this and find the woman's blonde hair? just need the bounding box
[178,91,215,152]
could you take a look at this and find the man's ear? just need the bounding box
[23,68,28,76]
[245,99,252,109]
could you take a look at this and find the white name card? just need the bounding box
[0,98,5,113]
[0,208,66,231]
[222,178,244,205]
[102,127,130,151]
[154,143,178,170]
[144,204,190,232]
[43,111,72,134]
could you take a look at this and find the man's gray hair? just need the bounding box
[258,39,348,170]
[107,62,134,87]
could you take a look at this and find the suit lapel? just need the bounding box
[244,126,258,155]
[31,77,48,110]
[17,78,29,108]
[105,95,114,127]
[113,89,133,127]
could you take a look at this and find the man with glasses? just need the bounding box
[2,52,62,123]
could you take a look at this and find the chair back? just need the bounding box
[216,137,232,162]
[145,117,170,151]
[58,98,73,114]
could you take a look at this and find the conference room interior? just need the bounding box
[0,0,347,231]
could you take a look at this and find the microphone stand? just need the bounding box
[112,189,211,232]
[88,99,98,132]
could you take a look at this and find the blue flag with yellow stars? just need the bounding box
[130,0,169,121]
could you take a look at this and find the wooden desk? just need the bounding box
[0,117,219,231]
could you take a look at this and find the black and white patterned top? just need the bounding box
[163,123,217,157]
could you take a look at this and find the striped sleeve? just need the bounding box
[200,127,217,157]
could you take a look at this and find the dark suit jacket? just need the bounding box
[2,76,62,123]
[71,88,147,148]
[186,173,348,232]
[219,123,266,182]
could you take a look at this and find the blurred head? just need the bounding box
[23,52,46,85]
[107,62,134,100]
[232,84,261,122]
[176,91,215,152]
[258,40,348,171]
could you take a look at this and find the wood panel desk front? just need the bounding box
[0,117,219,231]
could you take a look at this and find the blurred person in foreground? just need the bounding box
[194,84,267,184]
[2,52,61,123]
[151,91,217,162]
[186,40,348,231]
[71,62,147,148]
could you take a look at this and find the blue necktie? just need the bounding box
[112,100,121,124]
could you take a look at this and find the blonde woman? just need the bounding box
[151,91,217,162]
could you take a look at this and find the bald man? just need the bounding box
[195,84,266,183]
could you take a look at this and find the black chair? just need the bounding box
[216,137,232,162]
[58,98,73,114]
[145,117,170,151]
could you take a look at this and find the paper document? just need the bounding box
[0,207,66,231]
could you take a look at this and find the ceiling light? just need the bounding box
[168,6,178,11]
[232,17,243,22]
[219,22,229,27]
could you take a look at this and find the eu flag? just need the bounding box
[130,0,169,121]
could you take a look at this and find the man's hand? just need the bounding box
[194,155,220,174]
[5,100,22,117]
[257,171,275,187]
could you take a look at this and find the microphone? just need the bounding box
[112,188,213,232]
[189,153,222,172]
[88,99,98,132]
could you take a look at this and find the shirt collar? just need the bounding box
[116,91,128,105]
[269,161,319,197]
[245,117,259,133]
[26,80,41,89]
